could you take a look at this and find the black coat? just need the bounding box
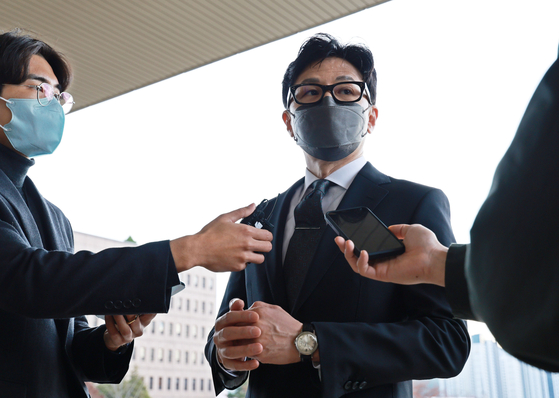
[0,167,179,397]
[445,52,559,372]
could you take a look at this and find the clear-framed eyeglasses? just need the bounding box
[288,81,372,106]
[1,82,74,114]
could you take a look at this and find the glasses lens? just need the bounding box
[38,83,54,106]
[293,85,323,104]
[332,83,363,102]
[60,93,74,114]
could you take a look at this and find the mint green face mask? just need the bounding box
[0,96,65,157]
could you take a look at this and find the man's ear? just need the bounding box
[282,110,295,138]
[366,106,379,135]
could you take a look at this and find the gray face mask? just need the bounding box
[289,96,370,161]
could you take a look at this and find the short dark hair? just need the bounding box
[0,29,72,95]
[282,33,377,108]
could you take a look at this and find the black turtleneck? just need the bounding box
[0,143,34,195]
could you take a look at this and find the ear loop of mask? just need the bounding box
[0,96,13,132]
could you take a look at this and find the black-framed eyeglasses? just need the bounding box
[288,81,371,106]
[1,83,74,114]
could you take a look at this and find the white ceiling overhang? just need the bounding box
[1,0,389,111]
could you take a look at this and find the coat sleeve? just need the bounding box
[444,244,477,320]
[316,189,471,397]
[466,55,559,372]
[205,270,249,395]
[70,317,133,383]
[0,203,180,318]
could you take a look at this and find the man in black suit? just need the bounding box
[0,30,272,397]
[205,33,470,398]
[336,49,559,373]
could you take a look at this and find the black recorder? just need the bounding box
[326,206,405,260]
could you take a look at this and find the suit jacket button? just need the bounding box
[132,298,142,308]
[114,300,123,309]
[344,381,352,390]
[123,300,132,309]
[104,301,114,310]
[352,382,360,390]
[359,381,367,389]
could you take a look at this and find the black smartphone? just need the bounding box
[326,207,405,260]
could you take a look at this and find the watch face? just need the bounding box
[296,332,317,355]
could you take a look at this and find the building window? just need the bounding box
[194,300,198,313]
[202,301,206,314]
[186,299,190,312]
[184,378,188,390]
[185,324,189,337]
[176,323,182,336]
[193,351,198,365]
[139,347,145,361]
[200,378,204,391]
[158,348,163,362]
[175,349,181,363]
[169,322,173,336]
[167,377,171,390]
[209,302,213,315]
[201,326,205,339]
[149,377,153,390]
[185,351,189,364]
[159,321,165,335]
[192,378,196,391]
[168,349,173,363]
[176,377,180,390]
[202,277,206,288]
[151,348,155,362]
[209,278,214,290]
[158,377,162,390]
[187,274,190,285]
[178,297,182,310]
[192,325,198,338]
[208,379,212,391]
[151,322,155,333]
[194,275,199,287]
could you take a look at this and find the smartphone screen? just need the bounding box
[326,207,405,259]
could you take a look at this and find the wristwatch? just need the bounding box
[294,324,318,362]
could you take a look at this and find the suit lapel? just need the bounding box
[0,170,43,247]
[291,162,391,314]
[262,178,304,309]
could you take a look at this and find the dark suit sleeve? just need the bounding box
[316,189,470,396]
[0,213,179,318]
[205,270,249,394]
[70,317,133,383]
[465,55,559,372]
[444,244,477,320]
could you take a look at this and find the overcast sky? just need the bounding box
[27,0,559,336]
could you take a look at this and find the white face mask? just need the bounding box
[0,96,65,157]
[289,96,369,161]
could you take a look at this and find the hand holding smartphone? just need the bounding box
[326,207,405,260]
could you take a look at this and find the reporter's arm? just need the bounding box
[444,244,476,320]
[170,203,273,273]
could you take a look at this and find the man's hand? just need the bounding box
[170,204,273,273]
[104,313,157,351]
[213,298,263,372]
[335,224,448,286]
[248,301,302,365]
